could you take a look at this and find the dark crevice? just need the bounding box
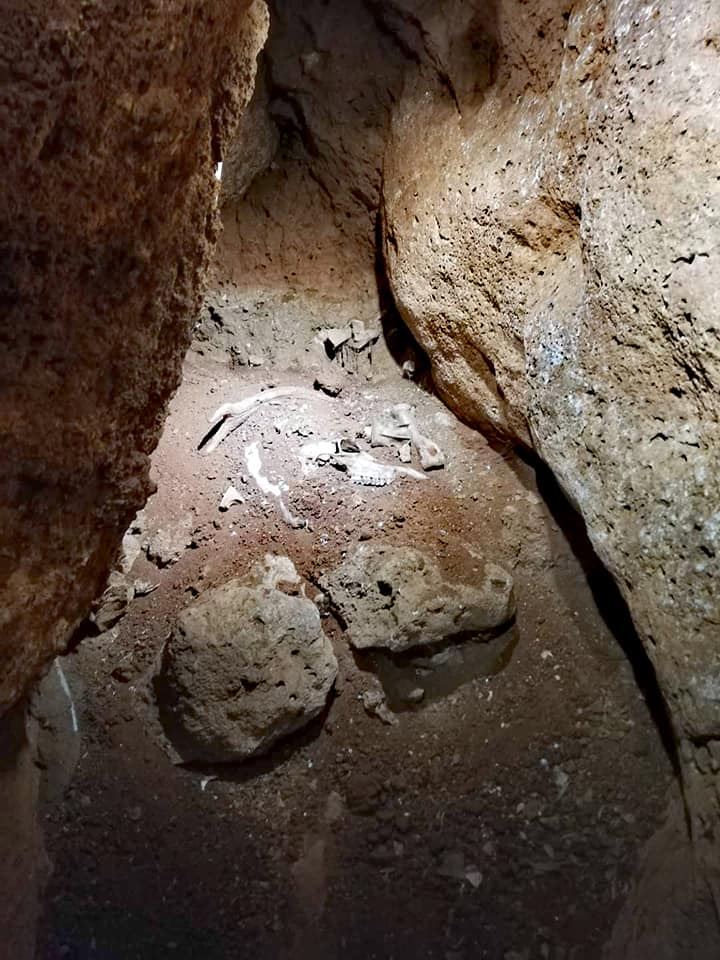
[524,451,682,782]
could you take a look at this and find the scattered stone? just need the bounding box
[403,687,425,704]
[133,579,159,598]
[465,867,483,888]
[120,511,147,573]
[553,766,570,797]
[219,485,245,511]
[313,373,344,397]
[437,850,482,887]
[145,514,195,568]
[361,688,398,726]
[91,571,133,633]
[320,544,515,653]
[247,353,264,367]
[313,591,330,615]
[154,556,337,764]
[325,790,344,823]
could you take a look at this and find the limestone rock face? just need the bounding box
[155,559,338,764]
[380,3,720,941]
[0,0,269,713]
[382,0,720,768]
[321,545,515,653]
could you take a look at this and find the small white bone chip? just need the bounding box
[219,485,244,511]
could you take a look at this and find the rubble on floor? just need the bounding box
[145,514,196,568]
[320,544,515,653]
[153,556,337,764]
[90,572,134,633]
[219,485,245,511]
[370,402,445,471]
[319,319,380,375]
[360,687,398,726]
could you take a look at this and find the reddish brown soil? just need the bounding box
[37,350,673,960]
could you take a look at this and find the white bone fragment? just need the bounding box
[219,485,245,511]
[201,387,320,454]
[337,452,426,486]
[245,442,282,497]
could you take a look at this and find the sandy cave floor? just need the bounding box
[36,345,674,960]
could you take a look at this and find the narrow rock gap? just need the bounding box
[4,2,716,960]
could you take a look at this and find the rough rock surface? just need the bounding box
[0,0,269,714]
[321,544,515,653]
[381,0,720,763]
[0,705,48,960]
[213,0,411,347]
[145,515,196,568]
[155,557,337,764]
[378,0,720,945]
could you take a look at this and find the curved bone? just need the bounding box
[201,386,320,454]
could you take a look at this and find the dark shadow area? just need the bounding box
[355,622,519,713]
[171,694,337,787]
[527,452,681,778]
[374,209,434,393]
[38,761,282,960]
[0,699,27,773]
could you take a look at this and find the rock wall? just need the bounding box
[380,0,720,943]
[0,0,269,714]
[214,0,410,341]
[0,706,46,960]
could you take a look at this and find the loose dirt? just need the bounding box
[36,338,674,960]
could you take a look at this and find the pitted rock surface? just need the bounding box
[155,559,337,764]
[320,544,515,653]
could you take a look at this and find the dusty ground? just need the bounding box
[36,319,674,960]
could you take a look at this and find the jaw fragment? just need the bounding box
[337,451,426,486]
[299,441,426,486]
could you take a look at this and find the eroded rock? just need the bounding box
[0,0,270,715]
[145,516,196,568]
[377,2,720,943]
[320,545,514,653]
[155,557,337,763]
[90,572,134,633]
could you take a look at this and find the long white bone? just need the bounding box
[201,386,320,454]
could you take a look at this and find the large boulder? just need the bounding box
[155,558,338,763]
[0,0,269,714]
[320,544,515,653]
[380,0,720,946]
[383,0,720,746]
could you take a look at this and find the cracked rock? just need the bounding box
[320,544,514,653]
